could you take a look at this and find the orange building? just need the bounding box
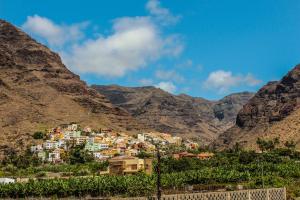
[173,152,198,159]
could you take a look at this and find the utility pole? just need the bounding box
[156,144,162,200]
[259,155,265,189]
[262,159,265,189]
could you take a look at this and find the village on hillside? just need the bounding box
[29,123,214,175]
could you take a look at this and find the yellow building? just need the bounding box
[166,136,182,146]
[108,156,153,175]
[52,133,64,140]
[76,136,89,145]
[124,149,138,157]
[94,136,104,143]
[101,149,119,157]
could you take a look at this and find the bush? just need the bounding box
[74,169,91,176]
[33,132,45,139]
[69,144,94,164]
[239,151,257,164]
[61,172,73,177]
[35,171,46,178]
[137,151,152,159]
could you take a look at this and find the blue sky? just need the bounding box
[1,0,300,99]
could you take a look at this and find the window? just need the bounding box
[131,164,137,170]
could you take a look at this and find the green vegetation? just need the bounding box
[32,131,46,140]
[0,138,299,199]
[256,137,280,152]
[0,174,154,198]
[0,162,108,178]
[137,151,152,159]
[0,156,299,199]
[2,144,96,171]
[68,143,94,164]
[2,148,41,169]
[158,150,300,199]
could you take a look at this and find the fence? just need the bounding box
[114,188,286,200]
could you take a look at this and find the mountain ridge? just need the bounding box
[92,84,254,144]
[0,19,146,154]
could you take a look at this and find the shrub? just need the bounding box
[33,132,44,139]
[74,169,91,176]
[35,171,46,178]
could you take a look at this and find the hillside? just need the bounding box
[0,20,144,153]
[215,65,300,149]
[92,85,254,144]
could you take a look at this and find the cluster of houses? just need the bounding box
[103,150,215,176]
[30,123,202,164]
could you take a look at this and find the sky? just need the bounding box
[1,0,300,100]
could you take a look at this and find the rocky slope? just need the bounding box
[0,20,144,153]
[92,85,254,144]
[215,65,300,149]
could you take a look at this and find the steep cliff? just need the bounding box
[215,65,300,149]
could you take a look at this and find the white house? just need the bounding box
[83,127,92,133]
[44,140,59,150]
[37,151,46,161]
[137,133,145,142]
[57,140,65,148]
[85,142,109,152]
[67,124,78,131]
[48,149,61,163]
[93,152,110,160]
[30,145,43,152]
[64,131,81,140]
[0,178,15,184]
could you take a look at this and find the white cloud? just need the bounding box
[139,78,154,86]
[176,59,194,68]
[155,81,176,93]
[22,15,88,47]
[146,0,181,25]
[155,70,184,82]
[21,0,183,78]
[162,34,184,57]
[204,70,261,93]
[244,74,262,86]
[62,17,183,77]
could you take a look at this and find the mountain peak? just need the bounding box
[215,64,300,149]
[0,19,41,48]
[0,20,144,154]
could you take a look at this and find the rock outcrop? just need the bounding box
[215,65,300,149]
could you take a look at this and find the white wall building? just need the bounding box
[44,140,59,150]
[93,152,110,160]
[137,133,145,142]
[30,145,43,152]
[48,149,61,162]
[0,178,15,184]
[67,124,78,131]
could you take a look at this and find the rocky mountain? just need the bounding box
[92,85,254,144]
[0,20,144,153]
[215,65,300,149]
